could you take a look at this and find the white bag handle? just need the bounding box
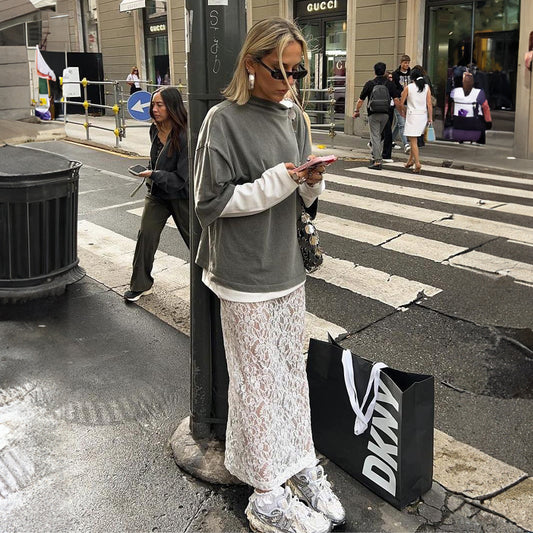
[341,349,387,435]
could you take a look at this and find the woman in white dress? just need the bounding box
[400,68,433,173]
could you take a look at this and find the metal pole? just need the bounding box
[185,0,247,440]
[84,83,89,141]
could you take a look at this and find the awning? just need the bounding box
[119,0,145,12]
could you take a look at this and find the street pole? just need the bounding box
[185,1,247,441]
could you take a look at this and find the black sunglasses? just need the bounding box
[257,59,308,80]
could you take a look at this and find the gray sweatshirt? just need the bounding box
[194,96,312,293]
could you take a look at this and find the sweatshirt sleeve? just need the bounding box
[298,179,325,208]
[220,163,298,217]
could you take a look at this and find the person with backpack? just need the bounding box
[353,62,399,170]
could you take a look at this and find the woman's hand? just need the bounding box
[139,170,153,178]
[285,161,325,187]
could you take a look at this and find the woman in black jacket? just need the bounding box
[124,87,190,302]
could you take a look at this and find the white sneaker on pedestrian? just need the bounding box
[404,144,411,153]
[246,486,332,533]
[287,465,345,526]
[392,143,402,150]
[382,158,394,163]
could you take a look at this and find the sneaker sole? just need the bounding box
[246,505,333,533]
[124,288,153,302]
[286,480,345,527]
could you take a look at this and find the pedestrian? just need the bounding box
[381,70,398,162]
[444,71,492,144]
[392,54,411,152]
[400,68,433,173]
[194,16,345,533]
[124,87,190,302]
[353,62,399,170]
[126,66,141,95]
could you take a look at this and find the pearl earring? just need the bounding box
[248,72,255,90]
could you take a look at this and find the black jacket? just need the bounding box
[392,66,411,94]
[359,76,398,115]
[147,123,189,200]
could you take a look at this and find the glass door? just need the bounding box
[426,3,473,113]
[300,18,346,130]
[426,0,520,131]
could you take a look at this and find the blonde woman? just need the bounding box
[194,17,345,533]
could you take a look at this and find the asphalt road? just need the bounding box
[28,139,533,475]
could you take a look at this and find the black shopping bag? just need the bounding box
[307,337,434,509]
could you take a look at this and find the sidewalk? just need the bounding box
[1,116,531,532]
[3,114,532,179]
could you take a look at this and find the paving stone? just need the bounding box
[434,430,527,499]
[474,509,526,533]
[423,482,447,510]
[457,502,481,519]
[480,477,533,532]
[418,503,443,524]
[446,494,464,513]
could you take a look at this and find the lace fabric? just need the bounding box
[219,286,316,490]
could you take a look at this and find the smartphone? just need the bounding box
[295,155,337,173]
[128,164,147,176]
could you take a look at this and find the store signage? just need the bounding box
[149,23,166,33]
[296,0,346,17]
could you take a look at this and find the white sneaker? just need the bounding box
[382,158,394,163]
[404,144,411,153]
[287,465,345,526]
[246,486,332,533]
[392,143,402,150]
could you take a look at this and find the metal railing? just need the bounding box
[59,78,187,148]
[301,84,343,148]
[59,78,341,149]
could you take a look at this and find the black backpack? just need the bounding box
[368,81,391,113]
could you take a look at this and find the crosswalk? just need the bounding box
[78,161,533,337]
[76,160,533,506]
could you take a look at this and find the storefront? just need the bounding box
[294,0,347,128]
[425,0,520,131]
[144,0,169,87]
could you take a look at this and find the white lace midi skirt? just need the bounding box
[219,285,316,490]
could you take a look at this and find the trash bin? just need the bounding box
[0,144,85,303]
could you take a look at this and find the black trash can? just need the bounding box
[0,144,85,303]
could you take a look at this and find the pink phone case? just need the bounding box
[295,155,337,172]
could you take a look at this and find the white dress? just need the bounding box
[403,82,428,137]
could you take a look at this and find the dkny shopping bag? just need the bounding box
[307,337,434,509]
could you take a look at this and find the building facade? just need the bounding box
[1,1,531,158]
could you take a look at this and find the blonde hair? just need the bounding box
[223,17,310,107]
[131,66,138,74]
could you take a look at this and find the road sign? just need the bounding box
[127,91,152,121]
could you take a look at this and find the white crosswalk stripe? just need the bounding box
[321,189,533,244]
[316,213,533,285]
[347,166,533,200]
[327,172,533,217]
[76,220,345,341]
[382,161,533,187]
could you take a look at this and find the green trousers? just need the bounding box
[130,194,190,292]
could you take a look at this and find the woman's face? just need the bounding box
[151,92,168,124]
[249,40,303,103]
[463,73,474,91]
